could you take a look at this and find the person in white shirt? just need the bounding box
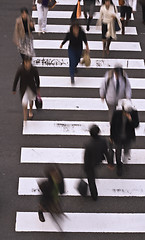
[98,0,121,56]
[120,0,137,35]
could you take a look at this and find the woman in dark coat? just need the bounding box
[60,21,89,85]
[12,56,40,121]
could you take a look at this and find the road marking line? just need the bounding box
[16,212,145,232]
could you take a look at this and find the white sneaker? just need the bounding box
[122,151,131,163]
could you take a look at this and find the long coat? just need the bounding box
[110,110,139,143]
[13,16,34,46]
[12,65,40,99]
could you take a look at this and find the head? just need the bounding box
[121,99,133,113]
[104,0,111,7]
[89,125,100,139]
[114,65,123,78]
[71,22,80,36]
[21,7,28,20]
[23,56,32,70]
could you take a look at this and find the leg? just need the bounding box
[23,106,27,122]
[107,103,117,123]
[37,3,43,32]
[102,40,107,57]
[123,140,132,162]
[29,101,33,119]
[42,7,48,32]
[68,47,77,84]
[22,91,29,121]
[115,142,123,176]
[87,3,95,31]
[87,17,92,31]
[120,6,125,35]
[87,169,98,201]
[83,3,88,19]
[102,23,107,57]
[125,6,132,26]
[106,37,112,55]
[142,6,145,23]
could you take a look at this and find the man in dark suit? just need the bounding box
[84,125,112,201]
[110,99,139,176]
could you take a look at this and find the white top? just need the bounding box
[124,0,137,11]
[100,4,117,24]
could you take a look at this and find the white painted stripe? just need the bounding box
[21,148,145,165]
[40,76,145,89]
[32,98,145,111]
[32,57,145,69]
[18,177,145,197]
[33,40,141,52]
[32,11,134,20]
[22,121,144,136]
[34,25,137,35]
[16,212,145,232]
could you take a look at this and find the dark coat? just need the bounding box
[110,110,139,143]
[84,136,110,173]
[13,65,40,99]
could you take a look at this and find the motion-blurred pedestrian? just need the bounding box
[83,0,97,31]
[120,0,137,35]
[38,165,65,230]
[84,125,113,201]
[12,56,40,122]
[139,0,145,25]
[36,0,48,34]
[110,99,139,176]
[60,21,89,85]
[100,65,131,122]
[97,0,121,56]
[13,7,35,60]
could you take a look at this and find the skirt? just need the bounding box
[18,35,35,57]
[22,87,36,107]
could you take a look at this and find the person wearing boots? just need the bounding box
[83,0,96,31]
[120,0,137,35]
[98,0,121,57]
[110,99,139,176]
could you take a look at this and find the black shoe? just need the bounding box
[86,25,90,31]
[38,211,45,222]
[71,76,75,85]
[116,164,123,177]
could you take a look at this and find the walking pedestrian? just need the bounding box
[12,56,40,122]
[120,0,137,35]
[60,21,89,85]
[100,65,131,122]
[139,0,145,25]
[97,0,121,56]
[84,125,113,201]
[13,7,35,60]
[110,99,139,176]
[36,0,48,34]
[38,165,65,230]
[83,0,97,31]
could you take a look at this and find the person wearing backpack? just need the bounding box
[99,66,132,122]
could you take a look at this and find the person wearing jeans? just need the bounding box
[60,21,89,85]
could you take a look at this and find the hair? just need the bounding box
[114,67,123,76]
[89,125,100,138]
[70,20,80,31]
[23,56,32,62]
[20,7,28,14]
[102,0,114,5]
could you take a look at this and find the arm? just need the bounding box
[126,110,139,128]
[12,67,21,92]
[60,32,70,48]
[99,72,109,100]
[13,19,19,46]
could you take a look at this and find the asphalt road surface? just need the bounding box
[1,0,145,239]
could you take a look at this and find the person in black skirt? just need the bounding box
[12,56,40,122]
[60,21,89,85]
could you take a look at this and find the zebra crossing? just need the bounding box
[15,1,145,238]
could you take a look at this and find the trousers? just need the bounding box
[37,3,48,31]
[68,47,82,78]
[86,168,98,201]
[115,139,132,165]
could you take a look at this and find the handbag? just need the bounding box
[118,0,125,6]
[114,18,121,32]
[77,179,88,197]
[35,94,43,109]
[47,0,57,9]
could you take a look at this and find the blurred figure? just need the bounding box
[100,66,131,122]
[12,56,40,122]
[110,99,139,176]
[38,165,65,230]
[60,21,89,85]
[71,0,82,21]
[36,0,48,34]
[83,0,97,31]
[13,7,35,60]
[97,0,121,56]
[139,0,145,25]
[120,0,137,35]
[84,125,113,201]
